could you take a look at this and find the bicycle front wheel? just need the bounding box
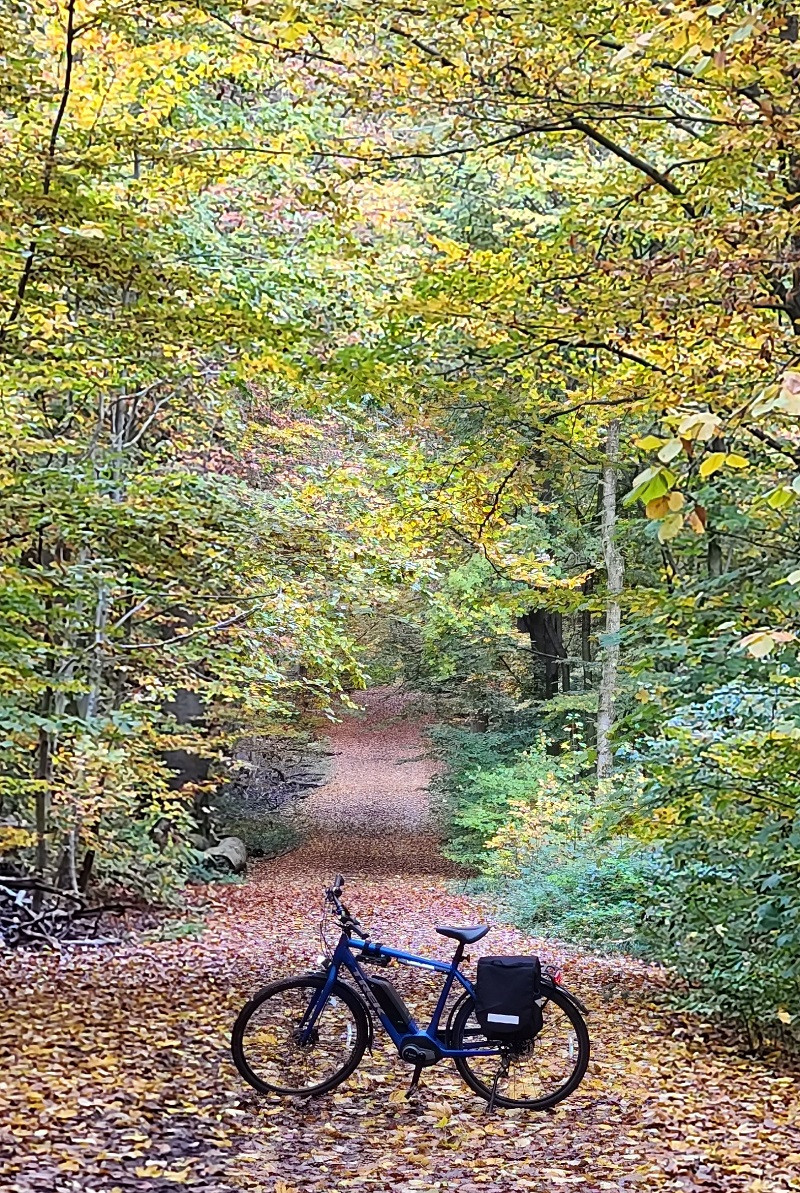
[231,974,369,1096]
[451,983,590,1109]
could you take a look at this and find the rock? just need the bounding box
[188,832,212,852]
[203,836,247,874]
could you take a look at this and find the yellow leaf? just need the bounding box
[777,1008,794,1025]
[668,491,685,512]
[658,512,684,542]
[645,495,670,519]
[427,234,466,260]
[766,486,795,510]
[657,438,683,463]
[634,435,664,452]
[687,509,706,535]
[751,388,779,417]
[699,451,726,478]
[725,453,748,469]
[739,631,775,659]
[775,371,800,414]
[678,410,720,441]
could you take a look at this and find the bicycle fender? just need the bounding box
[542,977,588,1016]
[444,989,472,1045]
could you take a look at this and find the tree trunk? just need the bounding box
[707,533,723,578]
[518,610,568,698]
[35,723,51,878]
[596,420,624,781]
[581,576,593,689]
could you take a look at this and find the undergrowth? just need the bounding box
[430,722,648,952]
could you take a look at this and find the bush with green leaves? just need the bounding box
[633,681,800,1048]
[502,839,651,949]
[431,723,646,949]
[429,722,543,869]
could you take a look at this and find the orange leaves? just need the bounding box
[687,505,707,535]
[3,693,800,1193]
[646,490,684,520]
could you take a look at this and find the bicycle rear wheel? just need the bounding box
[451,983,589,1109]
[231,974,369,1096]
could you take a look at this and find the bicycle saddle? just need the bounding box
[435,924,489,944]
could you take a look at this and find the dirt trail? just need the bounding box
[295,687,460,875]
[2,689,798,1193]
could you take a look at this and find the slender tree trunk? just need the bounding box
[707,533,723,578]
[67,823,80,895]
[35,722,51,877]
[581,576,593,689]
[83,582,110,721]
[596,420,624,781]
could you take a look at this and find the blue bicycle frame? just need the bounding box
[299,932,501,1059]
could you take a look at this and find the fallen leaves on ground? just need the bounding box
[2,691,799,1192]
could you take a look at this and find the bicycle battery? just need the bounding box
[366,975,414,1033]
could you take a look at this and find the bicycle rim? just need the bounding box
[453,986,590,1109]
[231,975,368,1096]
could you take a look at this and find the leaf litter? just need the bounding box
[2,690,798,1193]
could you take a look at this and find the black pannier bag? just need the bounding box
[474,955,542,1040]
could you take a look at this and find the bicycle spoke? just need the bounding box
[236,980,365,1094]
[456,991,588,1108]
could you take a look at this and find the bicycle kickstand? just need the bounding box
[405,1064,423,1099]
[487,1053,510,1114]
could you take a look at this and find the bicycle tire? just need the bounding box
[231,974,369,1096]
[451,984,590,1109]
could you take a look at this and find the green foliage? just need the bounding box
[215,813,301,861]
[433,723,646,949]
[429,723,542,868]
[630,684,800,1045]
[504,841,650,950]
[0,2,434,898]
[2,0,800,1050]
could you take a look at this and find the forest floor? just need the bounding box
[1,689,799,1193]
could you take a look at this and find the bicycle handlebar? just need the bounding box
[325,875,369,940]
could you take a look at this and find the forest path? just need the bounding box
[1,690,798,1193]
[291,686,459,876]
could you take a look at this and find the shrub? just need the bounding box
[635,683,800,1048]
[432,723,646,949]
[503,840,651,949]
[429,722,544,869]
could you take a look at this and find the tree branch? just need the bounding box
[116,611,251,651]
[479,459,524,536]
[387,23,458,68]
[744,423,800,469]
[0,0,76,342]
[569,116,695,216]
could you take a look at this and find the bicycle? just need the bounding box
[231,874,590,1110]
